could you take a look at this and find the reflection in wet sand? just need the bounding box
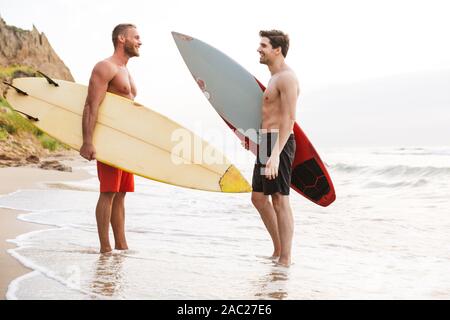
[254,265,290,300]
[90,252,126,297]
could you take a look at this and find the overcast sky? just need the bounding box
[1,0,449,149]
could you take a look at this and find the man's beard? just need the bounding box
[124,42,139,57]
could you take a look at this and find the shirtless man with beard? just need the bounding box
[80,24,142,254]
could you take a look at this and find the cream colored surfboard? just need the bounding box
[5,77,251,193]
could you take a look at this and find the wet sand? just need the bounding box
[0,155,91,299]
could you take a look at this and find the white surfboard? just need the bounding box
[5,77,251,193]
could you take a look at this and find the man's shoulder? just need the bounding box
[276,70,298,89]
[94,59,118,72]
[278,69,297,81]
[92,59,118,80]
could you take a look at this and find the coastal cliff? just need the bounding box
[0,17,75,169]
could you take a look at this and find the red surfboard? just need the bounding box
[246,79,335,207]
[173,32,336,206]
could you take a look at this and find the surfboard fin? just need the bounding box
[37,71,59,87]
[15,110,39,122]
[3,81,28,96]
[2,82,39,121]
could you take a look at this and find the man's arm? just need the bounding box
[79,61,115,160]
[265,74,298,180]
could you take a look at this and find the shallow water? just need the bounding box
[1,146,450,299]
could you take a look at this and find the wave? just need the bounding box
[364,179,429,189]
[371,147,450,156]
[331,163,450,178]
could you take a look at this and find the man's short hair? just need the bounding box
[112,23,136,48]
[259,30,290,58]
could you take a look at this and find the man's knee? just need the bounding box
[272,193,289,212]
[100,192,116,202]
[114,192,126,203]
[116,192,126,198]
[99,192,126,203]
[252,192,269,209]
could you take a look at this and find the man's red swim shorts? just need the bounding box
[97,161,135,193]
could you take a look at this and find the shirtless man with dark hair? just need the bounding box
[251,30,300,267]
[80,24,142,253]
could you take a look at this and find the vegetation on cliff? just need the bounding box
[0,17,75,167]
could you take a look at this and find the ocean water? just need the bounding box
[1,146,450,300]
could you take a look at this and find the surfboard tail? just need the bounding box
[220,165,252,193]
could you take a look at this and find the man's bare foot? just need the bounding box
[115,241,129,250]
[276,258,292,268]
[100,246,113,254]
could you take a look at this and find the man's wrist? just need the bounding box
[271,149,280,157]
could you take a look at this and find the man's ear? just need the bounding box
[274,46,282,56]
[118,34,126,45]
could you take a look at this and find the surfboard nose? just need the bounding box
[171,31,194,42]
[219,165,252,193]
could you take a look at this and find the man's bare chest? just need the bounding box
[263,82,280,105]
[108,69,136,99]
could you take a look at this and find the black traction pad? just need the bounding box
[291,158,331,201]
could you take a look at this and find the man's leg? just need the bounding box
[96,192,116,253]
[251,191,281,257]
[111,192,128,250]
[272,193,294,266]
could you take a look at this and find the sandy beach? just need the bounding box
[0,154,91,299]
[0,147,449,299]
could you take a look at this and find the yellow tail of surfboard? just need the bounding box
[5,77,252,193]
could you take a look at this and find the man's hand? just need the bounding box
[80,143,96,161]
[265,153,280,180]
